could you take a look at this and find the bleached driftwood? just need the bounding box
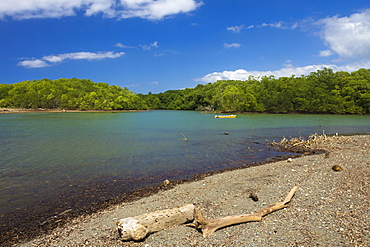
[117,187,298,240]
[117,204,195,241]
[187,186,298,237]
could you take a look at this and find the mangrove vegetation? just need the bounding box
[1,68,369,114]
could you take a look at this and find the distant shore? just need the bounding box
[10,134,369,247]
[3,108,368,116]
[0,108,146,114]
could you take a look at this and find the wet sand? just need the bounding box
[10,134,369,247]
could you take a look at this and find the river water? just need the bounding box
[1,110,369,240]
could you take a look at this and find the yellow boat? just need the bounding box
[214,115,237,118]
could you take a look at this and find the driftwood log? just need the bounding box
[117,186,298,240]
[117,204,195,241]
[187,186,298,237]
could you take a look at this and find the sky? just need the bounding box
[1,0,370,94]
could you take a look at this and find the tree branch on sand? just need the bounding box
[117,186,298,240]
[187,186,298,237]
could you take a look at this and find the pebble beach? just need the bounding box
[15,135,369,246]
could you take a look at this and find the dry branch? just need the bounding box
[117,187,298,240]
[270,133,332,153]
[117,204,195,241]
[187,186,298,237]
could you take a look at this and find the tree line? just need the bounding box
[0,78,147,110]
[146,68,370,114]
[0,68,369,114]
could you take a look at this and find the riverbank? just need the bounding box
[14,134,369,246]
[0,108,146,114]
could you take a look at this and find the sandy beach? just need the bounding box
[12,135,370,246]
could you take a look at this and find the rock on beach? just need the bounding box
[17,135,369,247]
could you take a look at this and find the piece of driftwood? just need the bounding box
[181,133,189,142]
[117,204,195,241]
[187,186,298,237]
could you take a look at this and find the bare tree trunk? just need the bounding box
[117,204,195,241]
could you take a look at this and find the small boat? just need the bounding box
[214,115,237,118]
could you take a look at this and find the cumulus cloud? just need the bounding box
[0,0,203,20]
[196,62,370,83]
[224,43,241,49]
[18,51,125,68]
[317,9,370,61]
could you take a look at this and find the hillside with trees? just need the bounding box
[1,68,369,114]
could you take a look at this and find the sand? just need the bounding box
[15,135,370,246]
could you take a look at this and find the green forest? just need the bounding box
[1,68,370,114]
[0,78,147,110]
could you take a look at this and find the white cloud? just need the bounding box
[196,62,370,83]
[227,25,244,32]
[44,51,125,62]
[126,83,140,88]
[151,41,159,48]
[0,0,89,19]
[0,0,203,20]
[18,51,125,68]
[261,21,283,28]
[318,50,334,57]
[120,0,203,20]
[17,59,50,68]
[259,21,299,30]
[317,9,370,61]
[115,43,135,48]
[258,19,304,30]
[224,43,241,49]
[140,41,159,50]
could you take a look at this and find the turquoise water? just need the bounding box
[0,110,369,238]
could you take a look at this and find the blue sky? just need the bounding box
[1,0,370,94]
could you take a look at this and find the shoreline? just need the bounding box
[2,108,369,116]
[1,153,304,246]
[0,108,147,114]
[9,134,369,246]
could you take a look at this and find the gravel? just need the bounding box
[17,135,369,247]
